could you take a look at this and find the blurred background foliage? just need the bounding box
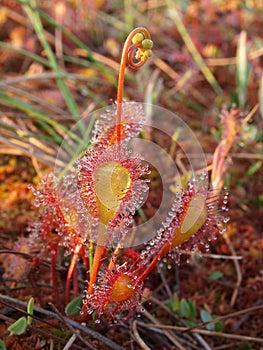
[0,0,262,167]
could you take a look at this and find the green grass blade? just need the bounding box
[166,0,223,95]
[35,7,117,85]
[237,31,249,107]
[259,76,263,118]
[27,297,34,325]
[21,0,80,119]
[0,340,7,350]
[0,91,79,143]
[0,41,50,67]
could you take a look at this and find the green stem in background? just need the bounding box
[88,241,94,277]
[0,41,50,67]
[0,91,80,144]
[259,76,263,119]
[237,30,250,108]
[58,113,97,180]
[22,0,79,119]
[30,4,116,85]
[166,0,223,95]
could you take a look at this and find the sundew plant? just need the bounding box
[26,27,230,322]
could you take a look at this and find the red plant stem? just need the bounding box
[51,247,62,310]
[65,243,82,304]
[87,243,106,295]
[73,260,78,298]
[116,27,151,142]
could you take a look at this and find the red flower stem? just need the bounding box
[116,27,151,142]
[51,248,62,310]
[65,243,82,304]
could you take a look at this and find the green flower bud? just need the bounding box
[142,39,153,49]
[135,48,144,61]
[132,33,145,44]
[144,49,152,59]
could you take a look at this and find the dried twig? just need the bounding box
[157,265,173,299]
[132,321,151,350]
[62,333,78,350]
[182,304,263,333]
[142,308,188,350]
[231,299,262,332]
[0,82,66,115]
[49,303,97,350]
[223,234,242,306]
[180,250,243,260]
[149,297,212,350]
[242,103,259,124]
[138,322,263,344]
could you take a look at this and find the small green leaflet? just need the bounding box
[27,297,34,325]
[208,271,223,281]
[8,317,27,335]
[0,340,7,350]
[65,296,82,315]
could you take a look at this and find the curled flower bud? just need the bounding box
[142,39,153,49]
[132,32,145,44]
[135,47,153,62]
[143,49,152,60]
